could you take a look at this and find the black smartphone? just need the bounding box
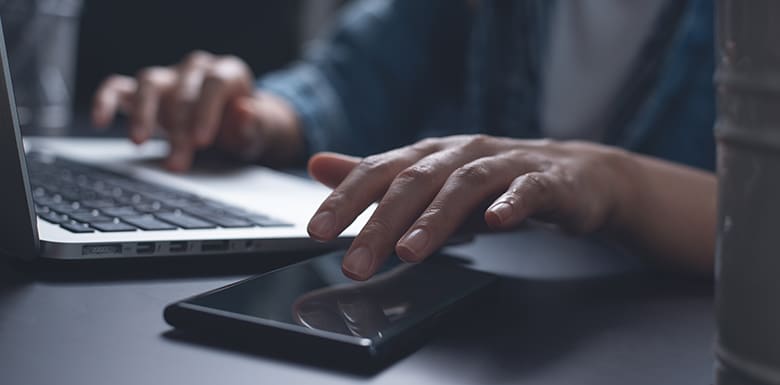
[164,252,497,366]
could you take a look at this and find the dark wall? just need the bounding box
[74,0,302,112]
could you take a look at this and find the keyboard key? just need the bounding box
[69,212,113,223]
[246,215,294,227]
[183,207,254,228]
[156,211,216,229]
[204,215,254,228]
[134,201,166,213]
[82,199,117,209]
[101,206,140,217]
[39,211,69,224]
[33,195,59,206]
[121,215,177,231]
[49,202,82,214]
[90,220,138,232]
[60,221,94,233]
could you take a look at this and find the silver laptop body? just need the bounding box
[0,22,370,262]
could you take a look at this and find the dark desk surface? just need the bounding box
[0,227,714,385]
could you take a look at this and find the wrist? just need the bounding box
[255,91,306,167]
[603,147,643,236]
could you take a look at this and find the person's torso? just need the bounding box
[540,0,669,141]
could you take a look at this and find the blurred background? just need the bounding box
[0,0,347,135]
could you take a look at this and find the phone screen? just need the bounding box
[179,252,496,346]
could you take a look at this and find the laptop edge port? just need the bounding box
[136,242,156,255]
[169,242,188,253]
[201,240,229,253]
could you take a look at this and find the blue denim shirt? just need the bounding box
[259,0,716,171]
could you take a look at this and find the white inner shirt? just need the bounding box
[541,0,670,140]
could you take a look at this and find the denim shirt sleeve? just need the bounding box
[605,0,716,171]
[257,0,470,157]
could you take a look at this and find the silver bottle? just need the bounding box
[716,0,780,384]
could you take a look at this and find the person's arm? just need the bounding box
[259,0,471,158]
[92,1,470,171]
[304,136,716,280]
[611,152,716,274]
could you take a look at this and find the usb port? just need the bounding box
[169,242,187,253]
[82,244,122,256]
[201,240,229,252]
[136,242,155,254]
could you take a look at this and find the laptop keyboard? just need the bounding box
[25,153,293,233]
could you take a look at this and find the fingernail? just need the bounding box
[131,132,145,145]
[488,202,513,224]
[343,246,373,279]
[308,211,336,240]
[166,153,188,172]
[397,228,429,261]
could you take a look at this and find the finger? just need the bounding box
[485,171,574,230]
[164,126,196,172]
[341,145,494,280]
[161,52,214,132]
[191,57,252,147]
[308,152,362,189]
[215,97,259,159]
[130,67,175,144]
[307,139,443,243]
[396,153,537,263]
[92,75,136,129]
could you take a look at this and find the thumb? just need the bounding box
[308,152,361,189]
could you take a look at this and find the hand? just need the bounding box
[91,51,304,171]
[306,135,638,280]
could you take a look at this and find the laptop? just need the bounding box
[0,23,371,262]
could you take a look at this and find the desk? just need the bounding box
[0,227,714,385]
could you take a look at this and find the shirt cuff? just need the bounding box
[257,64,349,157]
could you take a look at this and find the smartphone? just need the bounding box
[164,252,497,365]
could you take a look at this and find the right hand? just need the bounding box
[91,51,303,171]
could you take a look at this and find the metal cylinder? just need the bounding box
[715,1,780,384]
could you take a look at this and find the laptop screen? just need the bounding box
[0,17,40,259]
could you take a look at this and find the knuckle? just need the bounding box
[507,148,552,171]
[522,173,550,195]
[318,190,348,212]
[395,164,435,185]
[419,205,443,222]
[452,162,492,185]
[219,55,244,67]
[183,50,213,65]
[211,56,250,78]
[410,137,441,152]
[96,75,130,96]
[361,218,394,237]
[535,138,558,148]
[136,67,166,83]
[203,67,230,83]
[413,206,445,231]
[357,155,391,175]
[463,134,493,150]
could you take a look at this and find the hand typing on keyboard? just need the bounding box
[91,51,305,172]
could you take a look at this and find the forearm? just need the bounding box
[259,0,470,157]
[613,151,717,274]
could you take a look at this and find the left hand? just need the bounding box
[307,135,638,280]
